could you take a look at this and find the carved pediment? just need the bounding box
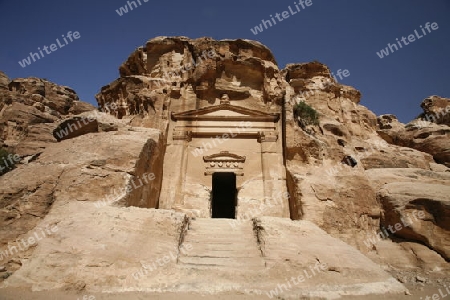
[171,103,279,122]
[203,151,245,176]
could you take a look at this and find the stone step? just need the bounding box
[188,223,253,230]
[182,248,261,258]
[189,218,252,226]
[178,218,264,270]
[187,225,253,232]
[183,241,253,251]
[183,232,256,241]
[183,243,257,250]
[178,256,265,268]
[183,232,256,240]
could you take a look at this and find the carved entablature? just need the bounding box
[171,103,280,142]
[203,151,246,176]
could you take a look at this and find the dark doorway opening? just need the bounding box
[211,172,236,219]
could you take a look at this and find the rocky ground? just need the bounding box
[0,284,449,300]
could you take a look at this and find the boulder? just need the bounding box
[367,168,450,260]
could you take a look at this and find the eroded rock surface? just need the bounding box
[0,74,96,158]
[96,36,284,130]
[377,96,450,166]
[367,168,450,260]
[282,61,449,285]
[0,129,165,279]
[0,71,10,90]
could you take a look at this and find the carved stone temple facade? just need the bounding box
[159,94,289,219]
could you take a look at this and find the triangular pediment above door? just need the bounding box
[171,103,279,122]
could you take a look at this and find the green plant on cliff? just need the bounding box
[0,147,16,175]
[293,101,319,128]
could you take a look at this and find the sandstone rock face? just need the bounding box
[283,61,433,226]
[52,116,99,141]
[96,36,284,129]
[0,71,10,90]
[0,74,96,159]
[379,182,450,259]
[8,78,82,115]
[377,96,450,166]
[0,129,165,278]
[365,239,449,285]
[367,168,450,260]
[282,60,449,284]
[419,95,450,125]
[282,62,421,167]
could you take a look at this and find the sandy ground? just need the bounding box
[0,285,447,300]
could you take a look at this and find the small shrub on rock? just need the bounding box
[293,102,319,129]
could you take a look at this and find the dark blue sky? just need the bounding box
[1,0,449,123]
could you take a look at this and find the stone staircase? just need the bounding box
[178,218,266,269]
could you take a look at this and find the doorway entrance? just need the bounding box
[211,172,236,219]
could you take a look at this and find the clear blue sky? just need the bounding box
[1,0,449,123]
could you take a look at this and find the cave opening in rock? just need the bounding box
[211,172,236,219]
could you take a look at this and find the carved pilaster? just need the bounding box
[173,130,192,141]
[258,131,278,143]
